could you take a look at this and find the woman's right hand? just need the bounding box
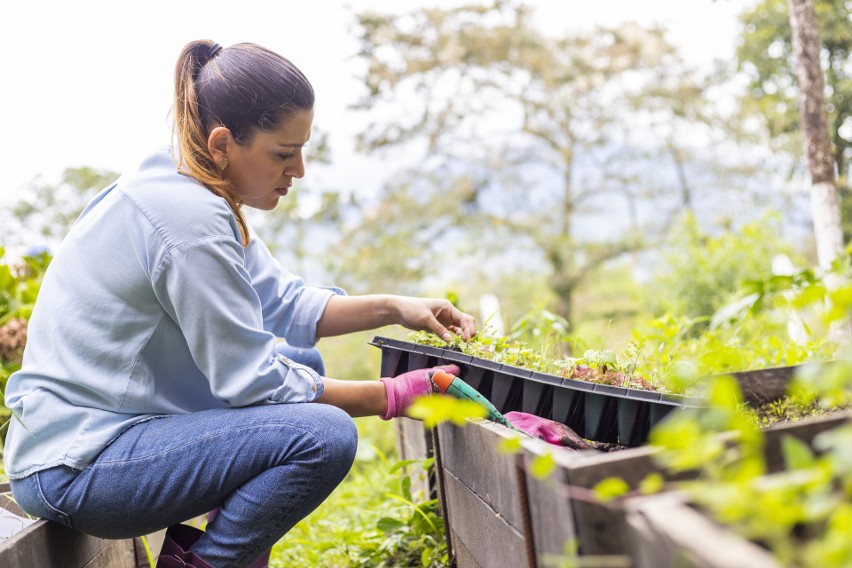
[379,365,460,420]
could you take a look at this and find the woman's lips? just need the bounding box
[275,187,290,196]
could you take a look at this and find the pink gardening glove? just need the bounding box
[379,365,460,420]
[504,411,589,450]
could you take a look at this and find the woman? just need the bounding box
[3,40,567,568]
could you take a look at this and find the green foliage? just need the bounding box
[736,0,851,187]
[530,452,556,479]
[3,167,117,248]
[592,477,630,502]
[646,363,852,566]
[273,419,448,567]
[406,395,488,428]
[648,213,796,322]
[349,1,751,328]
[0,249,52,437]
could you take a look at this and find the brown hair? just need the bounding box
[173,40,315,245]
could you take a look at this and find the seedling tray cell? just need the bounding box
[370,337,707,446]
[461,366,489,393]
[552,387,585,434]
[617,399,650,446]
[491,372,523,411]
[521,379,554,416]
[584,393,620,443]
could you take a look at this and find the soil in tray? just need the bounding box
[583,440,629,452]
[753,398,850,428]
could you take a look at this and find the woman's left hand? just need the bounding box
[394,297,477,342]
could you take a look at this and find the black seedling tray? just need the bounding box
[371,336,704,446]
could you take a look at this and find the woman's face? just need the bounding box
[225,109,314,210]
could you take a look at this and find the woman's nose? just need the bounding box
[286,154,306,179]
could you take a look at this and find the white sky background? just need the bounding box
[1,0,746,209]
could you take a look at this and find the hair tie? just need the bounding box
[208,43,223,59]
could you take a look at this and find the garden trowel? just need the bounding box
[430,369,512,427]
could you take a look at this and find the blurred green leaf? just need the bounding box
[593,477,630,502]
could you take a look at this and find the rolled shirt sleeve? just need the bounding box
[151,234,323,406]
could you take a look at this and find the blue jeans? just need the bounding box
[10,401,357,567]
[274,343,325,376]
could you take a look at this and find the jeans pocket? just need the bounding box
[34,469,76,529]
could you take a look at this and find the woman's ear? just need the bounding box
[207,127,232,169]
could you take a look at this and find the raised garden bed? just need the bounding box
[430,409,851,567]
[373,336,851,565]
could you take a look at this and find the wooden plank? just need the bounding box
[0,519,118,568]
[733,366,797,406]
[398,417,431,462]
[561,446,675,556]
[519,437,582,560]
[450,528,483,568]
[625,493,780,568]
[443,470,527,568]
[0,507,37,541]
[429,410,852,564]
[438,420,523,531]
[82,539,135,568]
[558,410,852,557]
[762,409,852,472]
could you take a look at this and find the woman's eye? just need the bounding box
[278,152,295,161]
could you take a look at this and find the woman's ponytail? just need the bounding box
[172,40,250,246]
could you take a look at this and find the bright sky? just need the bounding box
[1,0,746,208]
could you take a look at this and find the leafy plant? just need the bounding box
[646,367,852,567]
[0,248,52,439]
[273,420,449,567]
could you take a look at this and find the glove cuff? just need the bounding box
[379,377,396,420]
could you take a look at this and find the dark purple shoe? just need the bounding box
[156,524,216,568]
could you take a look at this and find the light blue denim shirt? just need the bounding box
[3,149,342,480]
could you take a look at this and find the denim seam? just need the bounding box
[35,471,72,527]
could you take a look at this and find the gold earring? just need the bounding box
[219,157,229,170]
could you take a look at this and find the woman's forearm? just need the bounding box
[315,295,398,338]
[314,378,388,417]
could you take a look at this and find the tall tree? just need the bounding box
[736,0,851,233]
[342,1,728,328]
[787,0,850,343]
[787,0,845,268]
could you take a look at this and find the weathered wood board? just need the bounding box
[443,470,527,568]
[0,482,208,568]
[625,493,780,568]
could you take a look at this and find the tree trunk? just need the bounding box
[546,245,575,332]
[787,0,850,344]
[787,0,844,266]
